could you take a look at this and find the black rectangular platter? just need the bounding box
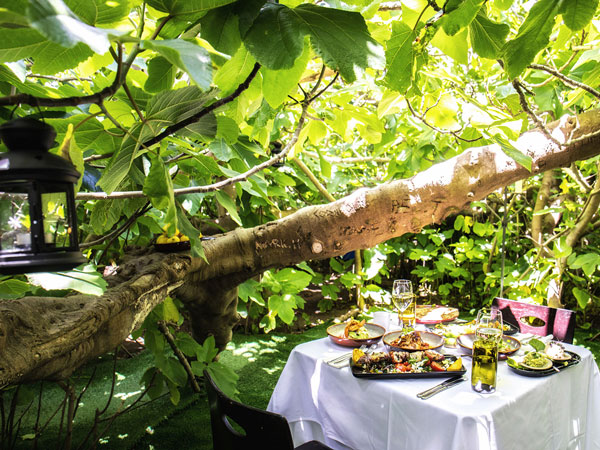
[508,350,581,377]
[350,355,467,379]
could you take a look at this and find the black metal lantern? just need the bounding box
[0,118,86,274]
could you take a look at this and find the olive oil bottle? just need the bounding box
[471,327,501,393]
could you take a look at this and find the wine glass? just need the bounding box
[391,279,413,331]
[476,307,504,341]
[471,307,503,393]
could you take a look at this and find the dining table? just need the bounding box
[267,325,600,450]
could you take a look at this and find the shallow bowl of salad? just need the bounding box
[327,320,385,347]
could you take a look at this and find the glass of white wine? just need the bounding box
[471,307,503,393]
[391,279,414,331]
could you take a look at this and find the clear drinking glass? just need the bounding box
[471,307,503,393]
[391,279,413,331]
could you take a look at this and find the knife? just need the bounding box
[417,376,466,400]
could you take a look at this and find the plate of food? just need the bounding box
[383,330,444,352]
[350,348,465,379]
[326,320,385,347]
[456,333,521,358]
[544,341,573,361]
[507,350,580,377]
[431,320,477,347]
[434,321,519,347]
[416,305,459,324]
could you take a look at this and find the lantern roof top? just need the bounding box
[0,118,80,181]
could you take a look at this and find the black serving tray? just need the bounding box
[508,350,581,377]
[350,355,467,379]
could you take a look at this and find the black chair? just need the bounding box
[492,297,576,343]
[203,370,333,450]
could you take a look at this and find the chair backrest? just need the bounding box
[492,297,576,343]
[203,370,295,450]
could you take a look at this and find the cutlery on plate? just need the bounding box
[417,376,466,400]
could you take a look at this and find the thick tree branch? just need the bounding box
[3,110,600,386]
[0,254,191,387]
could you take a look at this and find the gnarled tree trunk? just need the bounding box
[1,110,600,387]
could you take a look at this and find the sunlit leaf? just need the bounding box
[27,0,123,54]
[441,0,484,36]
[143,155,177,227]
[213,45,257,97]
[573,287,591,309]
[559,0,598,31]
[382,21,415,92]
[243,3,304,69]
[469,10,510,59]
[146,0,237,16]
[215,190,242,225]
[26,264,108,295]
[142,40,212,90]
[262,41,311,109]
[244,3,384,82]
[268,294,297,324]
[0,279,31,299]
[0,28,93,74]
[569,252,600,277]
[553,236,573,259]
[145,56,176,93]
[502,0,561,79]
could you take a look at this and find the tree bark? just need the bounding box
[531,170,555,252]
[1,110,600,386]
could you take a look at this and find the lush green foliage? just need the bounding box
[132,296,239,402]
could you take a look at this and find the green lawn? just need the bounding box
[7,325,599,450]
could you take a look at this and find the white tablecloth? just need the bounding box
[267,337,600,450]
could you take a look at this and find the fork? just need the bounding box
[325,345,366,365]
[325,344,376,367]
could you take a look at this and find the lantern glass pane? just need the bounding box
[41,192,71,248]
[0,191,31,251]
